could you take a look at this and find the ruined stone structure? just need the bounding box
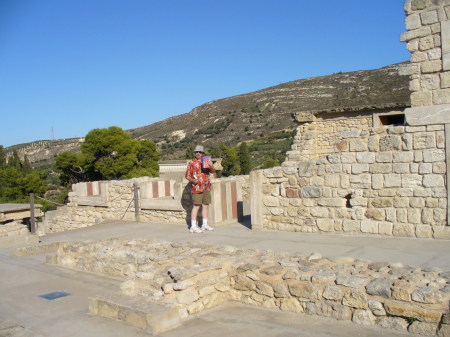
[43,238,449,336]
[250,0,450,240]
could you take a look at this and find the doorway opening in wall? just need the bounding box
[378,114,405,126]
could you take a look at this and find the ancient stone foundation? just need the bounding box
[48,238,450,336]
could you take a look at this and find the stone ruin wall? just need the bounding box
[49,238,450,336]
[285,112,373,163]
[401,0,450,107]
[254,124,449,239]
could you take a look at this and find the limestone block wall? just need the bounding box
[401,0,450,107]
[51,238,450,336]
[285,113,373,163]
[252,124,449,239]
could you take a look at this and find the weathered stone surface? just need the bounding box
[379,135,402,151]
[287,281,319,300]
[302,186,321,198]
[438,324,450,337]
[336,277,368,288]
[342,290,368,309]
[408,321,438,336]
[411,287,443,304]
[280,298,303,313]
[322,285,344,300]
[368,300,386,316]
[377,317,408,331]
[352,309,376,326]
[365,279,392,298]
[384,300,442,322]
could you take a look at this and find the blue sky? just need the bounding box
[0,0,410,148]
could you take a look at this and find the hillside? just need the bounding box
[6,62,410,165]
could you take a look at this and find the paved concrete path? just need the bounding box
[1,219,448,337]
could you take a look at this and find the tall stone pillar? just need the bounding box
[402,0,450,227]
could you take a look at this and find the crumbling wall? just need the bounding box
[285,112,373,163]
[52,238,450,336]
[252,124,449,239]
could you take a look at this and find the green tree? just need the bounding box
[238,142,251,175]
[126,140,160,178]
[0,146,6,167]
[54,151,86,186]
[54,126,160,183]
[7,150,21,170]
[220,144,240,176]
[0,167,47,202]
[22,155,32,174]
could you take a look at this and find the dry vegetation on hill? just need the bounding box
[7,63,410,166]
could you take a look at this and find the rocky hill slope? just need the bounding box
[7,62,410,165]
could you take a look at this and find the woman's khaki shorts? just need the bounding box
[192,190,211,205]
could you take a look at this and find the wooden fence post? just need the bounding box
[134,183,140,222]
[30,193,37,233]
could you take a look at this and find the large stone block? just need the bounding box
[393,223,416,237]
[263,196,280,207]
[287,281,319,300]
[379,135,402,151]
[392,152,415,163]
[298,161,316,177]
[384,300,442,322]
[316,219,334,232]
[360,220,378,234]
[423,174,445,187]
[405,105,450,125]
[365,278,392,298]
[302,186,321,198]
[342,290,368,309]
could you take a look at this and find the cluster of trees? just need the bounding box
[0,126,161,210]
[0,146,47,204]
[55,126,160,186]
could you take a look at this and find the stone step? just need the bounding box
[89,295,182,335]
[0,234,39,249]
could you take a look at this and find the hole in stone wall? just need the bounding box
[344,194,352,208]
[379,114,405,126]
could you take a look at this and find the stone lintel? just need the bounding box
[405,105,450,125]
